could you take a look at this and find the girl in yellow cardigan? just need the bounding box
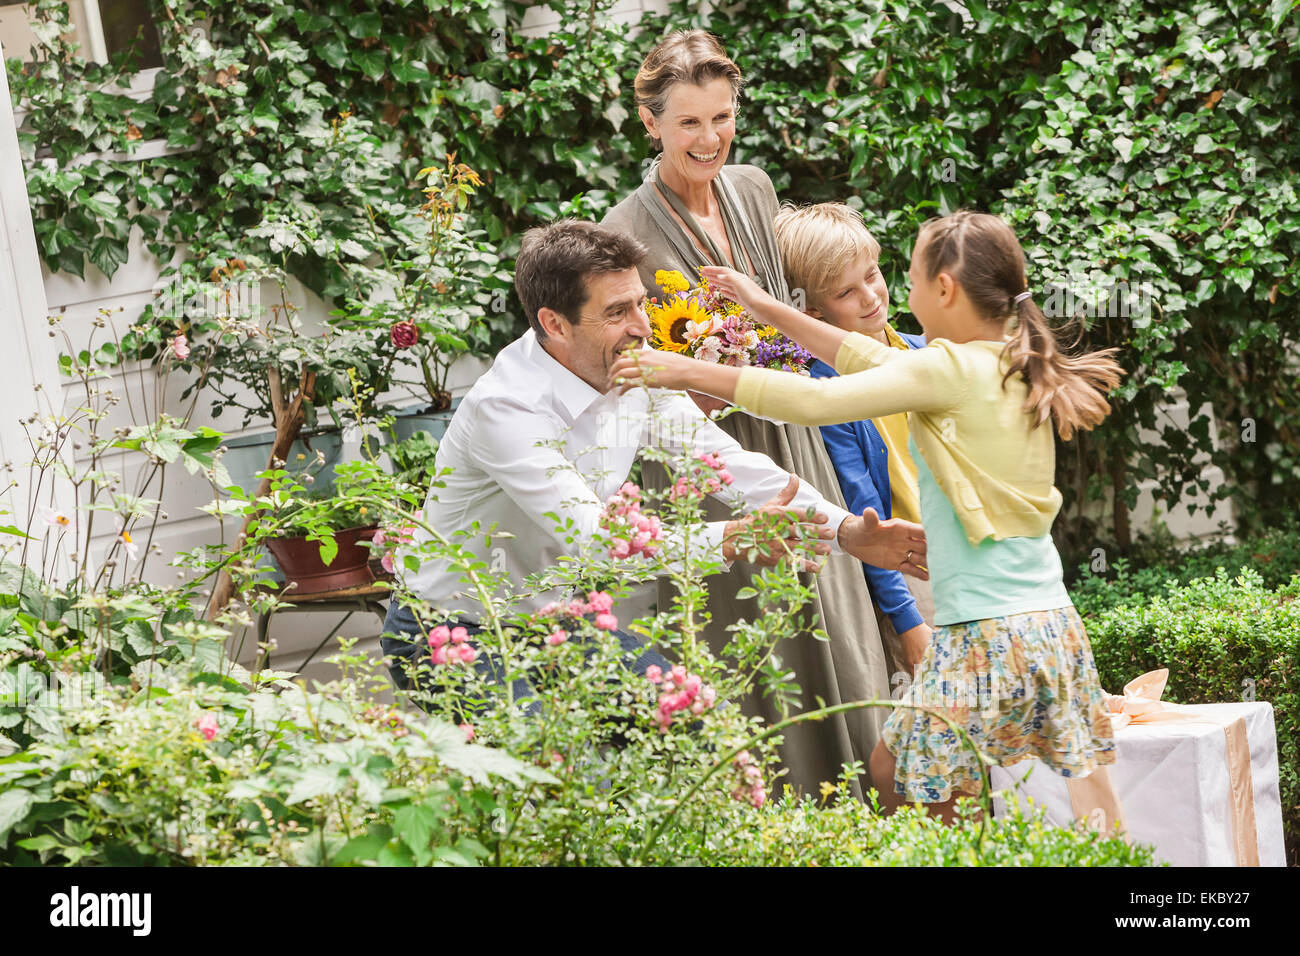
[609,210,1123,822]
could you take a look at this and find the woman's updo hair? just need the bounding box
[634,29,743,150]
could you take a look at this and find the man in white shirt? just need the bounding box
[382,220,926,696]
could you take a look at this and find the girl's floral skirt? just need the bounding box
[880,605,1116,803]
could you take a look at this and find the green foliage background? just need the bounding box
[7,0,1300,566]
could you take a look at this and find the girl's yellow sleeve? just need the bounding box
[734,342,966,427]
[834,330,905,374]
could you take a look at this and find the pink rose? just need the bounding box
[701,685,717,706]
[546,629,567,646]
[381,552,396,574]
[194,713,219,740]
[594,613,618,631]
[390,320,419,349]
[588,591,614,613]
[450,626,469,644]
[610,539,631,559]
[458,644,479,664]
[428,625,451,648]
[430,645,448,665]
[670,665,687,686]
[645,665,662,683]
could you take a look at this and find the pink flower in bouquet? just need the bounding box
[194,713,219,740]
[170,334,191,361]
[390,320,419,349]
[695,335,724,365]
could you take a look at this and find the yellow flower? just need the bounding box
[756,325,778,339]
[655,269,691,296]
[819,781,838,801]
[648,295,711,353]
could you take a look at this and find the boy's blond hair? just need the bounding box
[774,202,882,305]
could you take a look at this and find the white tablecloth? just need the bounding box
[990,700,1285,866]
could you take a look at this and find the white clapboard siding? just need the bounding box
[0,37,68,552]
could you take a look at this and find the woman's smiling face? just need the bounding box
[641,77,736,187]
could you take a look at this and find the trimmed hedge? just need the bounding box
[689,792,1157,866]
[1083,570,1300,862]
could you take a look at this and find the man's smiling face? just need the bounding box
[539,268,651,392]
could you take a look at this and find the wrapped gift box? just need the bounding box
[990,700,1286,867]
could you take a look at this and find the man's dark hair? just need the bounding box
[514,219,647,340]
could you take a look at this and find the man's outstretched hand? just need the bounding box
[838,507,928,579]
[721,475,835,572]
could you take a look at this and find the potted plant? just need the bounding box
[327,153,514,443]
[261,493,380,596]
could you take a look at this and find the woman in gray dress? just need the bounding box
[601,29,892,801]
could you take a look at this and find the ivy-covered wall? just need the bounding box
[7,0,1300,568]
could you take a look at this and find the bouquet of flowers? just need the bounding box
[646,269,813,373]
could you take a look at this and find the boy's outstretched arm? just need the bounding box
[700,265,849,367]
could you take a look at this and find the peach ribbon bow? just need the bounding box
[1103,668,1186,729]
[1096,668,1259,866]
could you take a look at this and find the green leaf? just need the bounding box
[332,824,393,864]
[0,787,34,843]
[285,765,344,805]
[393,802,441,866]
[350,49,387,81]
[89,235,128,278]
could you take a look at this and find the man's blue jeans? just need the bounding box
[380,602,672,716]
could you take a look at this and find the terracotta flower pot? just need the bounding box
[265,525,379,596]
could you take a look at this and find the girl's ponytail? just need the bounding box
[1002,296,1123,441]
[917,210,1124,440]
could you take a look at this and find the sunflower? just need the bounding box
[649,295,712,353]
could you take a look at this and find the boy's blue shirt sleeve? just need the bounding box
[809,358,924,635]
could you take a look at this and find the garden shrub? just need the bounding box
[1069,514,1300,616]
[687,782,1157,867]
[1084,569,1300,860]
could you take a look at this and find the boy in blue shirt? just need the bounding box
[774,203,935,682]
